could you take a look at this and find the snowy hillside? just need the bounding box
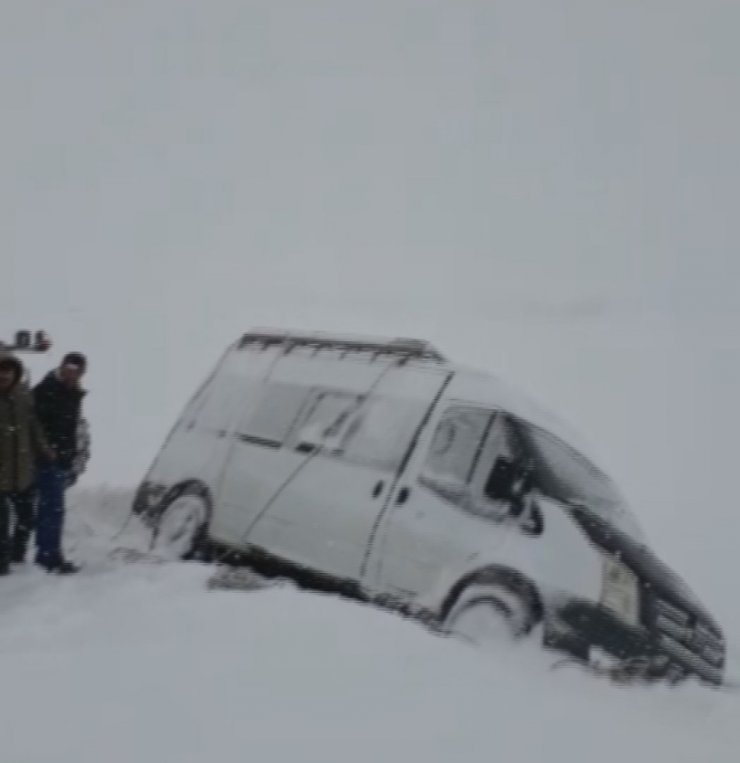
[0,489,735,763]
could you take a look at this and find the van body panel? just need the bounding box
[141,344,281,510]
[390,495,604,615]
[265,349,397,393]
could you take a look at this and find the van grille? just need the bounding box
[653,598,725,668]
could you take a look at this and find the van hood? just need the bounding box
[567,503,722,637]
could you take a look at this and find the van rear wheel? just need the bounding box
[445,582,536,647]
[152,491,209,561]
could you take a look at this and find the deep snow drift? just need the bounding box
[0,488,736,763]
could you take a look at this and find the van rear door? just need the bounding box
[244,363,450,583]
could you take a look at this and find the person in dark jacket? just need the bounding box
[0,354,52,574]
[33,352,89,573]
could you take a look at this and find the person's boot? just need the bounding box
[53,559,80,574]
[35,554,79,574]
[11,546,26,564]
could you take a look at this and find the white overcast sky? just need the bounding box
[2,1,739,486]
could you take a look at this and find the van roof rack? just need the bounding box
[238,329,447,363]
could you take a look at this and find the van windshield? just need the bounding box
[506,416,645,540]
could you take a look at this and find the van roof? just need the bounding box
[450,364,594,451]
[238,328,448,363]
[235,327,609,473]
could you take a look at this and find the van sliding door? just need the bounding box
[245,364,449,583]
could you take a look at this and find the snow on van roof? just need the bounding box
[451,362,609,470]
[238,328,448,362]
[236,327,609,472]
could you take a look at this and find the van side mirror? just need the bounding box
[485,456,515,499]
[484,456,534,517]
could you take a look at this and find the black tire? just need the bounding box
[443,570,541,645]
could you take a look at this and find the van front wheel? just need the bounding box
[152,491,209,561]
[445,582,536,647]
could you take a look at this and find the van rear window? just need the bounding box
[239,383,311,446]
[289,391,426,472]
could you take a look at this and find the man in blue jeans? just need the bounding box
[33,352,89,574]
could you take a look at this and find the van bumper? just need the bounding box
[557,600,726,687]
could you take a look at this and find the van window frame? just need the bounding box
[419,402,540,522]
[236,382,314,449]
[420,403,498,500]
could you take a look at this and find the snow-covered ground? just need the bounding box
[3,1,740,760]
[0,488,735,763]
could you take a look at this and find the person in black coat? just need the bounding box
[33,352,89,573]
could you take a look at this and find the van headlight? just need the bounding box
[601,555,640,626]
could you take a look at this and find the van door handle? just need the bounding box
[372,481,385,499]
[396,487,411,505]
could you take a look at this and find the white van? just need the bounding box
[133,329,725,685]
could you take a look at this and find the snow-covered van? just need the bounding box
[133,329,726,685]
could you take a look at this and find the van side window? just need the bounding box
[422,406,494,487]
[341,395,427,471]
[239,383,311,447]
